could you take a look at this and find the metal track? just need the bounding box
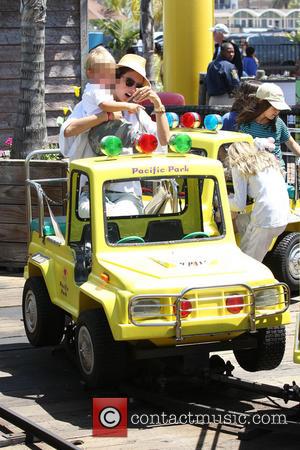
[0,405,80,450]
[120,369,300,438]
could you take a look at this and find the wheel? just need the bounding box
[233,326,286,372]
[22,277,65,346]
[264,232,300,293]
[75,309,128,387]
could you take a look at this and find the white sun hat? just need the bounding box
[255,83,291,111]
[117,54,150,86]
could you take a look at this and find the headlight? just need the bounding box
[131,299,162,318]
[255,288,282,307]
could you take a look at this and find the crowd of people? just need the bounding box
[58,33,299,263]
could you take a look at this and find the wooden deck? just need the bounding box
[0,272,300,449]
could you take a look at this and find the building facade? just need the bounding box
[214,8,300,31]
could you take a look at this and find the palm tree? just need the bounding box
[140,0,155,85]
[272,0,293,8]
[12,0,47,159]
[95,18,140,60]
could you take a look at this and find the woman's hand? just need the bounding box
[130,87,162,108]
[125,103,145,114]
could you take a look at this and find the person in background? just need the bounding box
[242,46,258,77]
[237,83,300,171]
[211,23,243,78]
[222,80,261,131]
[206,42,240,106]
[227,142,289,262]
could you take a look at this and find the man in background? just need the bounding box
[206,42,240,106]
[211,23,243,78]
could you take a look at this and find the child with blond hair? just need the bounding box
[227,142,290,262]
[82,46,144,118]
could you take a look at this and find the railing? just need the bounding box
[254,43,300,69]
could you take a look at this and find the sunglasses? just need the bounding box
[122,76,143,89]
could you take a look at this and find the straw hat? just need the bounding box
[117,54,150,86]
[255,83,291,111]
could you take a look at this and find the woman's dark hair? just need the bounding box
[116,66,131,80]
[237,99,277,131]
[231,80,261,113]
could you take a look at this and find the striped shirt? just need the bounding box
[239,118,290,167]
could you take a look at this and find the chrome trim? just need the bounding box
[25,149,65,239]
[128,282,290,342]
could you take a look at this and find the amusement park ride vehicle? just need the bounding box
[22,114,296,387]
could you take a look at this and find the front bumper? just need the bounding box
[128,282,290,342]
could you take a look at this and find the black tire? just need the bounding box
[22,277,65,346]
[75,309,128,387]
[264,232,300,293]
[233,326,286,372]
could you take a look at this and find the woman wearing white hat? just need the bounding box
[60,53,170,217]
[60,53,169,160]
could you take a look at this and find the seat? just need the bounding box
[145,220,183,242]
[106,222,120,243]
[141,92,186,108]
[31,216,66,236]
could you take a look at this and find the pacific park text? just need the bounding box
[132,165,189,175]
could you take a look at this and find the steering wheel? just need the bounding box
[181,231,209,240]
[117,236,145,244]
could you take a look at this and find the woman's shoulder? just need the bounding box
[276,116,288,128]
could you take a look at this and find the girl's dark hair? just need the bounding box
[116,66,131,80]
[237,99,277,131]
[231,80,261,113]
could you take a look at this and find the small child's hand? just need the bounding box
[125,103,145,114]
[254,137,275,152]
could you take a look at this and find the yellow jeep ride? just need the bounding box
[23,141,290,387]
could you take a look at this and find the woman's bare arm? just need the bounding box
[130,87,170,146]
[64,112,109,137]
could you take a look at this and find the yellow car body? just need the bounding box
[23,144,291,385]
[25,151,290,338]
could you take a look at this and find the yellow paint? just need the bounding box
[163,0,214,104]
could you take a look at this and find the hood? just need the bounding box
[100,244,275,292]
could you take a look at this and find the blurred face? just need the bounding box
[87,62,116,89]
[115,70,144,101]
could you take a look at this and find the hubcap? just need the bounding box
[24,290,38,333]
[288,244,300,279]
[78,326,94,375]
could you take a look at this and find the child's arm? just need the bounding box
[101,100,144,114]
